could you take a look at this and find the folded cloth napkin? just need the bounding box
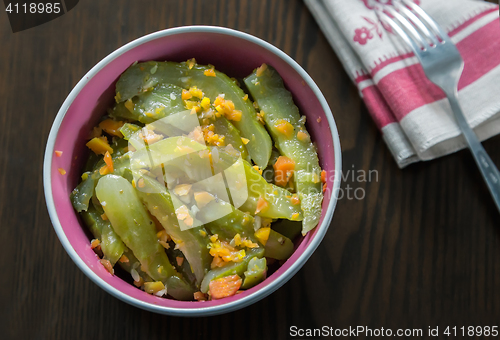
[305,0,500,168]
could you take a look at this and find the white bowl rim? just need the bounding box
[43,25,342,316]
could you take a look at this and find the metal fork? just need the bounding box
[377,0,500,213]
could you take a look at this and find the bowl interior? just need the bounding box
[47,27,338,312]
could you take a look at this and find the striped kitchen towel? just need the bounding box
[305,0,500,168]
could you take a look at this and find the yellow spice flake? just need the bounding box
[186,58,196,69]
[204,69,216,77]
[182,89,192,100]
[124,98,135,112]
[200,97,211,110]
[189,86,203,99]
[256,63,268,77]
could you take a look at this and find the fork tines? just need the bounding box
[376,0,450,51]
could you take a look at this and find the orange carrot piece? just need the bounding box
[275,120,294,138]
[209,275,242,299]
[194,291,208,301]
[273,156,295,187]
[99,119,124,137]
[103,151,114,173]
[321,170,327,183]
[100,259,114,275]
[55,150,63,157]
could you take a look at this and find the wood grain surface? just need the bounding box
[1,1,499,339]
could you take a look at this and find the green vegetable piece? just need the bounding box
[211,116,249,162]
[242,257,267,289]
[83,152,100,173]
[118,249,153,283]
[95,174,193,300]
[213,147,303,221]
[80,205,126,265]
[119,123,141,140]
[70,173,94,212]
[116,61,272,167]
[244,65,323,234]
[200,247,265,293]
[194,191,256,242]
[264,229,294,260]
[136,175,212,286]
[111,84,185,124]
[81,205,151,282]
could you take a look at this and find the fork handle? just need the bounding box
[446,91,500,213]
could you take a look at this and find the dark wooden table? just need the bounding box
[1,1,500,339]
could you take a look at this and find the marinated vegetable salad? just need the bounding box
[70,59,326,301]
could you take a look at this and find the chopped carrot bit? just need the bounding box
[101,213,108,221]
[157,230,171,243]
[254,227,271,245]
[58,168,66,175]
[189,86,203,99]
[255,196,269,214]
[144,281,165,295]
[297,131,310,142]
[194,191,214,208]
[256,63,268,77]
[194,291,208,301]
[176,257,184,266]
[90,239,101,249]
[133,277,144,287]
[99,165,109,175]
[273,156,295,187]
[174,184,192,196]
[292,212,300,220]
[323,182,327,192]
[209,275,242,299]
[321,170,327,183]
[86,137,113,155]
[119,255,129,263]
[103,151,114,173]
[200,97,211,110]
[55,150,63,157]
[204,69,216,77]
[317,116,322,123]
[275,119,294,138]
[241,137,250,145]
[252,165,263,175]
[137,178,145,188]
[291,195,300,205]
[100,259,114,275]
[211,256,225,269]
[242,94,248,101]
[159,240,170,249]
[99,119,125,137]
[225,109,242,122]
[182,89,192,100]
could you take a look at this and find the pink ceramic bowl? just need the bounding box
[43,26,342,316]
